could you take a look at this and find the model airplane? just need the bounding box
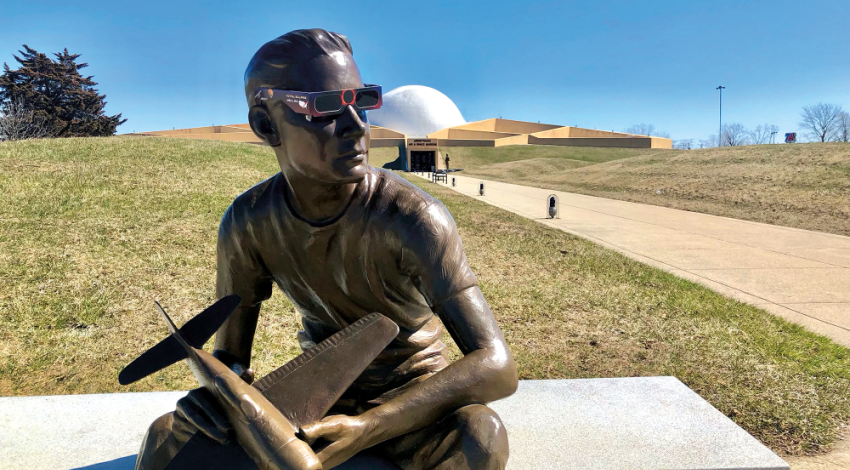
[120,295,400,470]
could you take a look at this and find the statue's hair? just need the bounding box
[244,29,353,108]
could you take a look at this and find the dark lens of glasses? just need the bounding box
[315,94,342,113]
[355,90,380,108]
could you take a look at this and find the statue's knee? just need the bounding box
[135,413,176,470]
[454,405,509,468]
[144,413,175,447]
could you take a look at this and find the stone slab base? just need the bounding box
[0,377,787,470]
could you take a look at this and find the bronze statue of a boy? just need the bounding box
[138,29,517,470]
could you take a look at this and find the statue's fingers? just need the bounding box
[181,390,233,435]
[199,403,234,435]
[171,410,196,442]
[239,368,255,384]
[300,420,340,444]
[316,440,353,468]
[183,388,215,410]
[299,423,322,444]
[176,400,231,444]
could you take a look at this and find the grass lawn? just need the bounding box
[1,136,848,457]
[372,143,850,236]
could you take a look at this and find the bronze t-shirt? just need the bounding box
[216,167,478,405]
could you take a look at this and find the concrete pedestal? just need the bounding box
[0,377,788,470]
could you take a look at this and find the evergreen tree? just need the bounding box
[0,45,126,138]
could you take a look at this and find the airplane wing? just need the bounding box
[118,295,241,385]
[252,312,399,428]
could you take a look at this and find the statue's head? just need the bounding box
[245,29,371,184]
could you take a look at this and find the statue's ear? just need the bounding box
[248,105,281,147]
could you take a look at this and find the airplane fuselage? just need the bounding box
[186,347,322,470]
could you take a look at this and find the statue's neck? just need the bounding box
[282,170,358,224]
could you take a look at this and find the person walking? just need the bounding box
[444,153,450,170]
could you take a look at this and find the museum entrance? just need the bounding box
[410,151,436,172]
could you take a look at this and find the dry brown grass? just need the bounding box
[1,137,848,457]
[453,143,850,235]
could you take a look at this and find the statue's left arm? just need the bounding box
[302,202,518,467]
[363,283,517,430]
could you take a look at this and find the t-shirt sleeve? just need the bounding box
[216,204,274,308]
[214,204,274,365]
[402,201,478,309]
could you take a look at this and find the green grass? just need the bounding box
[1,136,848,457]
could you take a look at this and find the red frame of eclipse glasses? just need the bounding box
[254,85,382,117]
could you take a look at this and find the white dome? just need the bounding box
[368,85,466,137]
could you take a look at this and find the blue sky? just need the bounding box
[1,0,847,141]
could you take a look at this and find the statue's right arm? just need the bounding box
[173,205,273,444]
[212,204,274,369]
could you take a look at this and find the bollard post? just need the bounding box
[479,182,485,196]
[452,177,456,187]
[547,194,559,219]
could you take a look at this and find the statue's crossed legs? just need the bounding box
[136,404,508,470]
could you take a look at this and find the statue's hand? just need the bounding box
[173,387,234,445]
[300,414,376,469]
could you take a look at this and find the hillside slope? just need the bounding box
[460,143,850,235]
[1,137,848,456]
[367,144,671,170]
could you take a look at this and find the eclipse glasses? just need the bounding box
[254,85,382,118]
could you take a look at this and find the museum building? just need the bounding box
[133,85,672,172]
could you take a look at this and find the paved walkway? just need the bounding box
[418,173,850,347]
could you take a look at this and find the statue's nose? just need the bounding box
[338,105,367,140]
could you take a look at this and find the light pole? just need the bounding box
[716,86,725,146]
[770,130,777,144]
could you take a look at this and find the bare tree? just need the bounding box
[799,103,844,142]
[674,139,694,149]
[721,123,749,146]
[835,111,850,143]
[624,123,670,138]
[700,134,719,148]
[625,123,655,136]
[0,99,51,141]
[748,124,778,145]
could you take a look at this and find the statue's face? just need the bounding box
[271,52,370,184]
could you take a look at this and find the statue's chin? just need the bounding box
[328,159,369,183]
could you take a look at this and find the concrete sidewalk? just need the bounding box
[420,173,849,346]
